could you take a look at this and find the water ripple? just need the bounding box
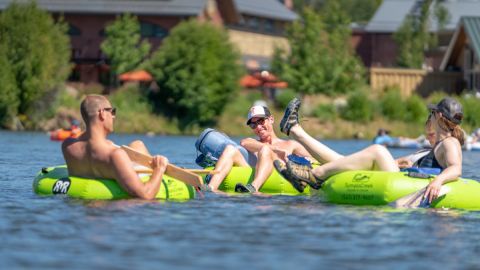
[1,131,480,269]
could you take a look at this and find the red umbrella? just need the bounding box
[118,70,153,82]
[240,74,262,88]
[240,71,288,88]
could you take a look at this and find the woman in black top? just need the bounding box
[279,97,464,204]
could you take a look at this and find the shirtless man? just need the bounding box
[62,94,168,200]
[206,105,311,193]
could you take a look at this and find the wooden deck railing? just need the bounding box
[369,67,463,97]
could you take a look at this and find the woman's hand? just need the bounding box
[424,178,443,204]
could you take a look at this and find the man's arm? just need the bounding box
[111,148,168,200]
[240,138,265,153]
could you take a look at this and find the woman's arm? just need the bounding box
[424,139,462,203]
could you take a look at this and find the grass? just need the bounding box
[47,84,478,139]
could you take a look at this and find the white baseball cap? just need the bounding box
[246,105,271,125]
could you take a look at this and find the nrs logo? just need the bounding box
[52,178,71,194]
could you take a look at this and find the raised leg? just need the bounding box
[289,125,344,163]
[129,140,151,155]
[208,145,249,191]
[312,144,399,179]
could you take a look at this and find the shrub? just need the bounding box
[404,94,428,123]
[340,90,373,122]
[314,103,337,122]
[459,96,480,128]
[275,89,297,109]
[380,87,406,120]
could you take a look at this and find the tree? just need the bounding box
[394,0,450,68]
[0,45,17,128]
[292,0,382,24]
[148,20,242,129]
[0,1,71,127]
[273,4,365,96]
[101,13,151,84]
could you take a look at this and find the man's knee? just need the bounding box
[130,140,146,150]
[258,145,273,159]
[221,145,241,158]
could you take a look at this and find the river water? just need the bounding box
[1,131,480,269]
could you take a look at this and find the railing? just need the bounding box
[369,67,463,97]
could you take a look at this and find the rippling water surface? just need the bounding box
[1,131,480,269]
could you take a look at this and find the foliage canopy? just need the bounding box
[394,0,450,68]
[101,13,151,82]
[273,4,365,96]
[148,20,242,129]
[0,1,71,128]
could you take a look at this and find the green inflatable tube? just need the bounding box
[201,166,311,195]
[202,166,480,209]
[321,170,480,210]
[33,166,196,200]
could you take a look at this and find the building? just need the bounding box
[356,0,480,70]
[0,0,297,84]
[441,16,480,92]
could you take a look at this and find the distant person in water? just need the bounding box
[276,97,464,203]
[205,105,311,193]
[373,128,431,148]
[62,94,168,200]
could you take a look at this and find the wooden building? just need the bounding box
[441,16,480,93]
[0,0,297,84]
[356,0,480,70]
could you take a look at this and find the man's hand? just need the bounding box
[151,155,168,173]
[396,158,413,169]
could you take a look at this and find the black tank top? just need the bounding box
[415,139,447,170]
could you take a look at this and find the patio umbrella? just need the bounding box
[118,70,153,82]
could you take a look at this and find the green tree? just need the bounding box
[0,45,17,128]
[0,1,71,127]
[101,13,151,84]
[148,20,242,129]
[394,0,449,68]
[292,0,382,24]
[274,5,365,96]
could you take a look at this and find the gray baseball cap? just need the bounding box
[428,97,463,124]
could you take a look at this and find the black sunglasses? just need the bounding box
[102,107,117,116]
[249,118,266,129]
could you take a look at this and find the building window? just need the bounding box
[264,19,274,33]
[248,17,259,30]
[68,24,81,36]
[140,22,168,38]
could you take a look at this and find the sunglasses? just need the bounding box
[249,118,266,129]
[101,107,117,116]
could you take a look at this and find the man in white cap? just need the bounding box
[205,105,311,193]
